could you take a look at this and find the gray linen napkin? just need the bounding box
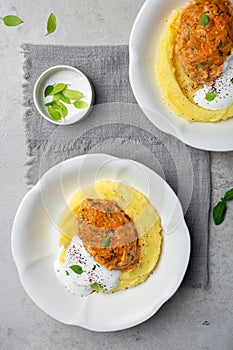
[22,44,210,288]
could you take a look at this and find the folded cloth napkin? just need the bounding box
[22,44,211,288]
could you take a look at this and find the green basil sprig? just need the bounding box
[46,13,57,36]
[74,100,89,109]
[200,13,209,27]
[101,236,110,248]
[0,15,23,27]
[213,188,233,225]
[44,85,54,97]
[63,89,83,100]
[223,188,233,201]
[205,92,218,102]
[69,265,85,275]
[90,282,104,293]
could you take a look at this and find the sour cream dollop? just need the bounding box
[54,236,121,296]
[194,55,233,110]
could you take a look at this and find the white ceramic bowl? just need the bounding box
[11,154,190,331]
[33,65,94,125]
[129,0,233,151]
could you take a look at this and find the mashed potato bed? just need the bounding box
[57,180,162,292]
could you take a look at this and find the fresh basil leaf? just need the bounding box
[200,13,209,27]
[56,101,68,119]
[60,92,71,104]
[50,102,65,119]
[224,188,233,201]
[45,101,54,107]
[50,83,67,95]
[46,13,56,36]
[73,100,89,109]
[69,265,85,275]
[90,282,104,293]
[63,89,83,100]
[50,101,61,109]
[66,270,70,276]
[52,91,71,104]
[49,102,59,109]
[1,15,23,27]
[44,85,54,97]
[102,236,110,248]
[205,92,217,102]
[48,106,62,121]
[52,92,63,102]
[213,199,227,225]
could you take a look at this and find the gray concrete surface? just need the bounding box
[0,1,233,349]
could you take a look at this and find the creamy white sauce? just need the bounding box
[194,54,233,110]
[54,236,121,296]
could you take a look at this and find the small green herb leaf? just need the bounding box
[50,102,66,119]
[200,13,209,27]
[52,91,71,104]
[205,92,218,102]
[56,101,68,119]
[70,265,85,274]
[66,270,70,276]
[231,78,233,84]
[73,100,89,109]
[52,92,63,102]
[63,89,83,100]
[224,188,233,201]
[51,102,59,109]
[44,85,54,97]
[50,83,67,95]
[213,199,227,225]
[48,106,62,121]
[46,13,56,36]
[102,236,110,248]
[45,101,54,107]
[60,92,71,104]
[1,15,23,27]
[90,282,104,293]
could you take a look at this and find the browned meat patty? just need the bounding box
[175,0,233,87]
[75,199,140,271]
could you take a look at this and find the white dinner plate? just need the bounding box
[129,0,233,151]
[11,154,190,331]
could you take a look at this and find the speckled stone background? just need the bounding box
[1,1,233,349]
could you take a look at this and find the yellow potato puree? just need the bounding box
[156,9,233,122]
[57,180,162,292]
